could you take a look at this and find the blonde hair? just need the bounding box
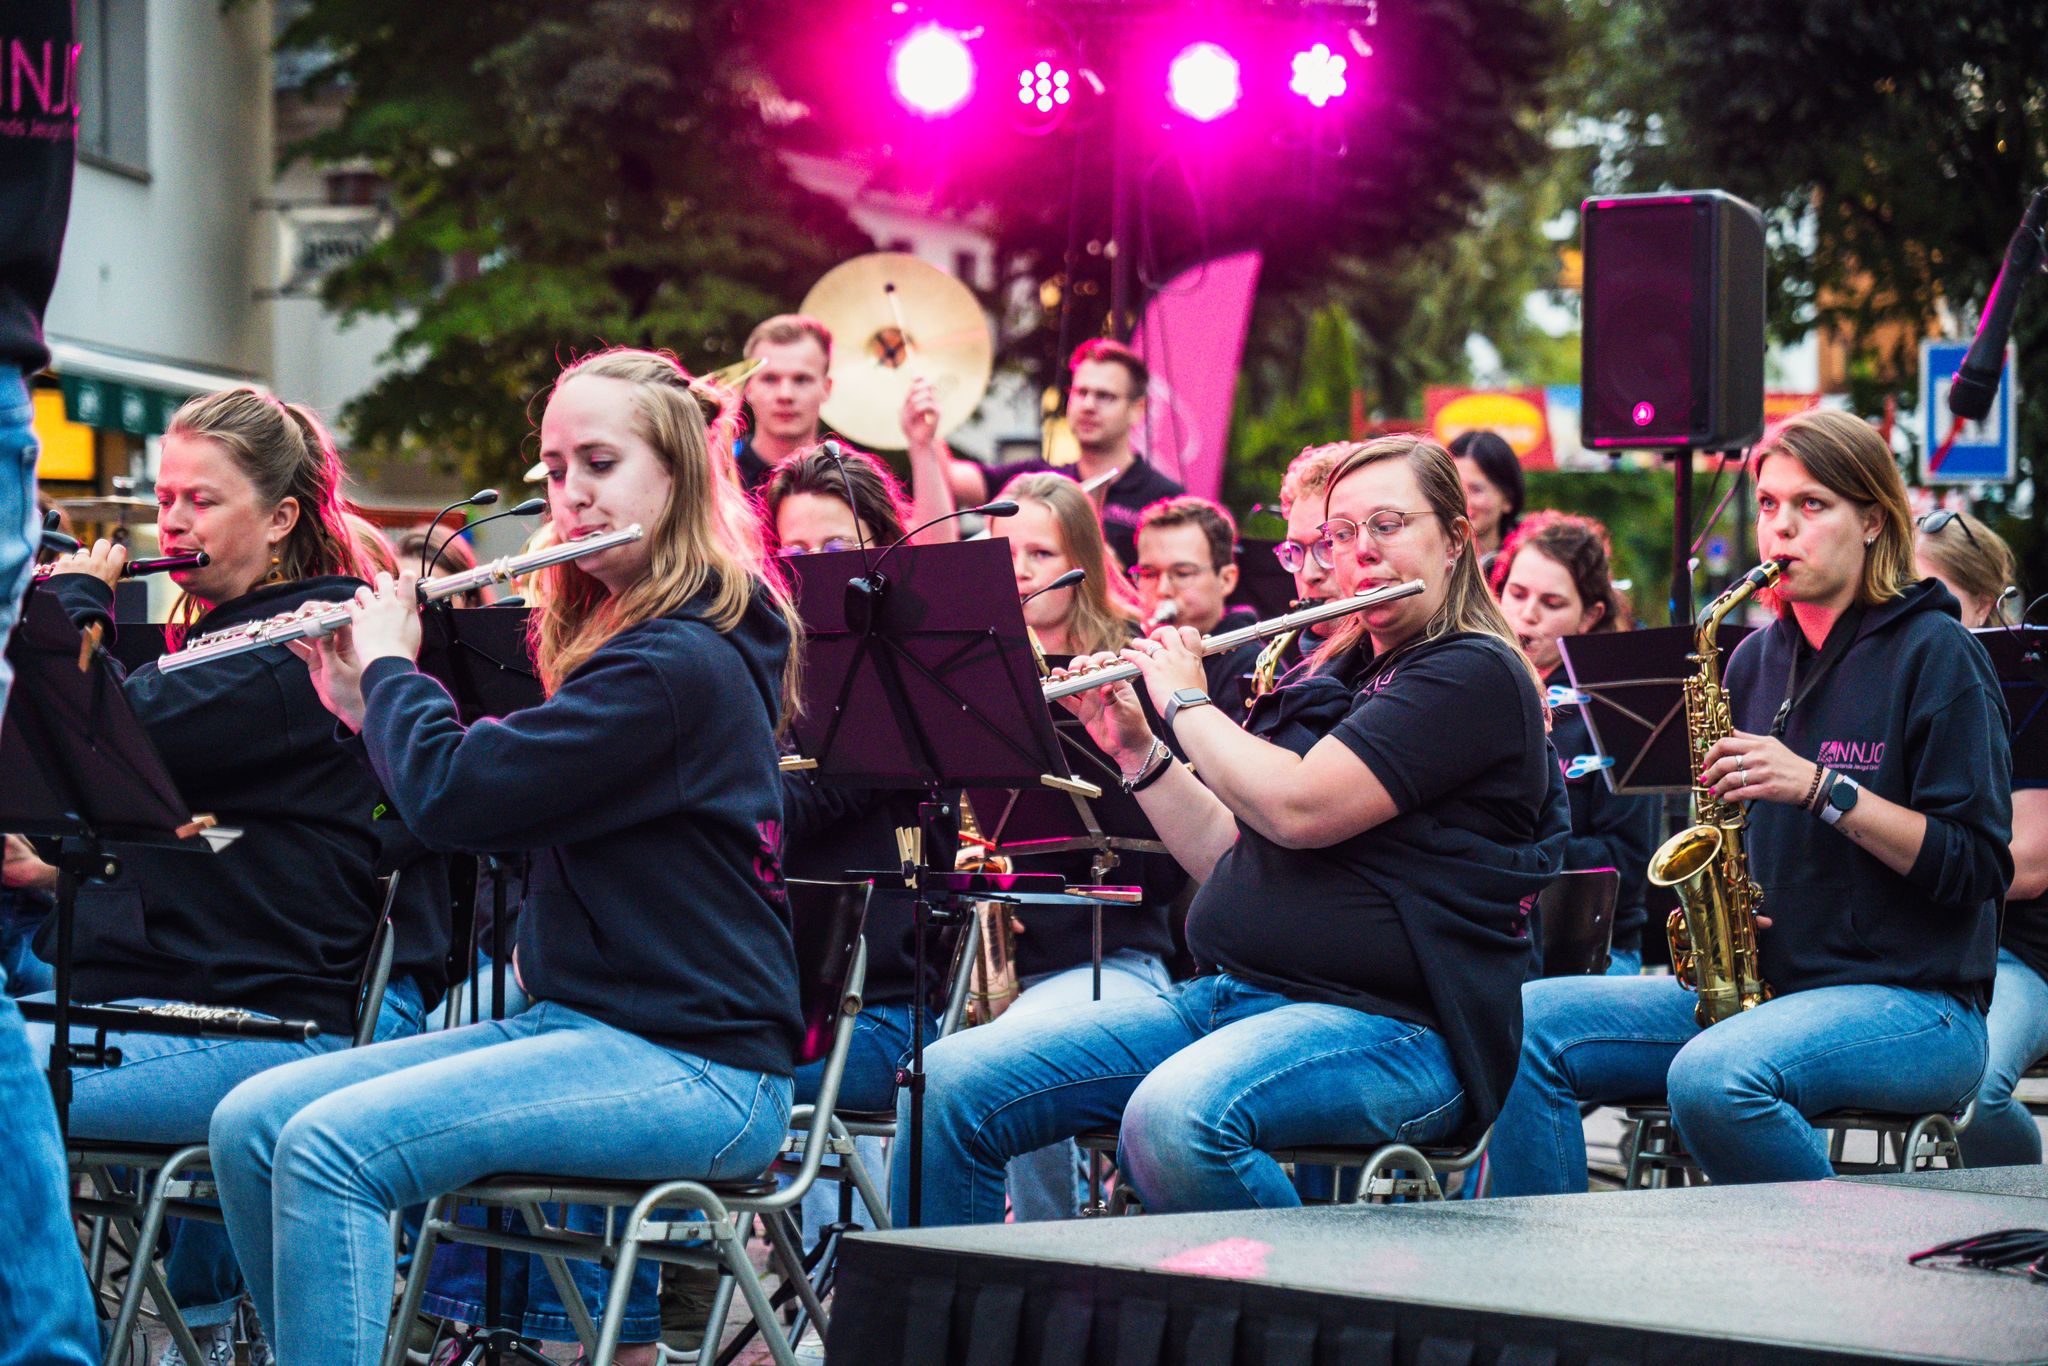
[530,349,804,726]
[1916,510,2017,623]
[1306,434,1542,690]
[344,513,400,579]
[1278,443,1352,514]
[1000,472,1142,656]
[163,389,368,639]
[1754,408,1915,609]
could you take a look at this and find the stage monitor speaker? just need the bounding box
[1581,190,1766,452]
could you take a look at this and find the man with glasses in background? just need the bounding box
[1131,496,1264,723]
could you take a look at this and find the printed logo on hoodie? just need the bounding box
[2,35,79,143]
[1815,739,1885,773]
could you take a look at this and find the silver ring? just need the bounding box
[1737,765,1748,785]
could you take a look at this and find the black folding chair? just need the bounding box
[1535,869,1620,977]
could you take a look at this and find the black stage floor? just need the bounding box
[828,1167,2048,1364]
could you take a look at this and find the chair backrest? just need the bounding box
[1536,868,1619,977]
[352,870,404,1048]
[787,878,872,1067]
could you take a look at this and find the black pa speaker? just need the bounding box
[1581,190,1766,451]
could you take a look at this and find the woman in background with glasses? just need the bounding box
[1915,508,2048,1168]
[894,433,1568,1223]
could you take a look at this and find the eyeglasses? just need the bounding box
[1128,563,1214,586]
[777,537,862,557]
[1918,509,1981,550]
[1272,540,1317,574]
[1311,511,1425,570]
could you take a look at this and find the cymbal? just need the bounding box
[522,357,765,481]
[57,495,155,524]
[799,252,992,451]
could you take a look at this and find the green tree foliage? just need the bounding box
[1579,0,2048,583]
[284,0,871,484]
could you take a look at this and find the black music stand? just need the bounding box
[1974,625,2048,785]
[1557,623,1754,794]
[783,539,1100,1225]
[0,591,285,1135]
[406,604,546,1366]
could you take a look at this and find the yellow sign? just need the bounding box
[32,387,96,482]
[1426,388,1553,468]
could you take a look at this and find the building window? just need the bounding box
[77,0,148,176]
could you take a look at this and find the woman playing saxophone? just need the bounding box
[1486,409,2011,1194]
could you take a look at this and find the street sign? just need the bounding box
[1919,338,2016,484]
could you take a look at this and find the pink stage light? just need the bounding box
[1289,43,1348,107]
[1167,42,1240,122]
[890,24,975,117]
[1017,59,1073,114]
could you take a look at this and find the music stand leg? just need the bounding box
[45,837,119,1138]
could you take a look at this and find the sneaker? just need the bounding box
[152,1322,234,1366]
[790,1326,827,1365]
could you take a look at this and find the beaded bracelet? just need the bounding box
[1802,763,1831,814]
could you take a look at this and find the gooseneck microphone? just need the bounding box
[1023,568,1087,607]
[424,498,547,582]
[417,488,500,579]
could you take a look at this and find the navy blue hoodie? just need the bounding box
[1546,666,1660,958]
[39,574,388,1035]
[358,589,803,1075]
[1723,580,2010,1005]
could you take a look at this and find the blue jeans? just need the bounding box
[996,951,1172,1222]
[211,1000,792,1366]
[1486,975,1988,1194]
[25,980,423,1327]
[1958,949,2048,1167]
[892,971,1467,1226]
[1606,946,1642,977]
[1,897,53,997]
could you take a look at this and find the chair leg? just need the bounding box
[380,1197,448,1366]
[715,1216,798,1366]
[101,1147,207,1366]
[140,1255,208,1366]
[519,1201,601,1354]
[700,1270,738,1362]
[761,1209,830,1339]
[837,1134,892,1232]
[591,1229,645,1366]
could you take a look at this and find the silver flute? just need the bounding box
[1041,578,1425,701]
[159,526,644,673]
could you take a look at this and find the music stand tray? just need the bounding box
[1558,624,1752,795]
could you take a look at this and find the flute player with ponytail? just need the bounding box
[895,434,1568,1224]
[24,390,434,1356]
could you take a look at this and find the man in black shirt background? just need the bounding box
[935,339,1183,567]
[732,314,836,492]
[1130,495,1262,719]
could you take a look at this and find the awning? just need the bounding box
[45,338,267,437]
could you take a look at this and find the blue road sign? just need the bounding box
[1920,338,2016,484]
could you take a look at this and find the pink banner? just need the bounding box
[1128,251,1262,501]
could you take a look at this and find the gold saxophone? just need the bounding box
[953,797,1019,1025]
[1646,559,1785,1028]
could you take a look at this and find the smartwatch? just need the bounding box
[1818,772,1862,826]
[1164,687,1213,731]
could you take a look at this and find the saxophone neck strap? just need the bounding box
[1771,605,1864,739]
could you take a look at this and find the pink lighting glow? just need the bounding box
[1168,42,1241,122]
[1289,43,1348,107]
[891,25,975,117]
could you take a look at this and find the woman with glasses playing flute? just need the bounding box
[893,434,1568,1223]
[207,349,806,1366]
[20,389,443,1359]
